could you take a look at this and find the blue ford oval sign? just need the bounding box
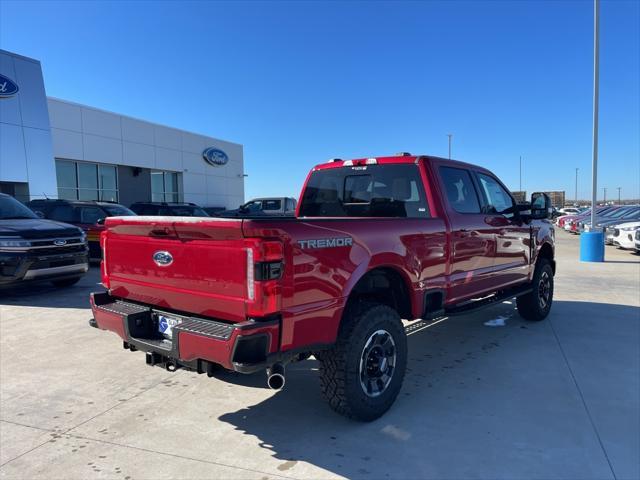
[0,74,19,98]
[153,250,173,267]
[202,147,229,167]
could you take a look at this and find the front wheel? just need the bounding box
[516,259,554,321]
[318,303,407,421]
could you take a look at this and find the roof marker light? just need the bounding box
[328,158,342,163]
[366,158,377,165]
[343,160,354,166]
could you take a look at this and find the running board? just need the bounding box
[445,285,532,317]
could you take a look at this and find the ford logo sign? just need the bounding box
[153,251,173,267]
[202,147,229,167]
[53,239,67,246]
[0,74,19,98]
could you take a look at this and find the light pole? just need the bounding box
[617,187,621,204]
[575,168,579,204]
[447,134,452,159]
[603,187,607,204]
[590,0,600,227]
[581,0,603,262]
[519,156,522,193]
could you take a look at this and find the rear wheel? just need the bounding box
[51,277,81,288]
[318,303,407,421]
[516,259,554,321]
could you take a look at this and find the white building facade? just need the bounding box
[0,49,244,209]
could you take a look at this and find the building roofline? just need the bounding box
[0,49,41,65]
[46,96,243,147]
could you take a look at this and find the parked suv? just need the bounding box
[27,199,135,261]
[0,194,88,288]
[90,154,555,421]
[129,202,209,217]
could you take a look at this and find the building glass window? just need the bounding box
[55,159,118,201]
[151,171,181,202]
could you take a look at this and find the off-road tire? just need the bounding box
[318,303,407,421]
[516,258,554,321]
[51,277,82,288]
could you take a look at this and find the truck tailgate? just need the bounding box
[103,217,250,322]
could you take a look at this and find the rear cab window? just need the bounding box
[262,200,282,211]
[299,164,430,218]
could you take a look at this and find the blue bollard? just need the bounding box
[580,231,605,262]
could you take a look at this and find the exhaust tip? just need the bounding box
[266,363,285,390]
[267,373,285,390]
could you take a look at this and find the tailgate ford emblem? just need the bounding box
[153,251,173,267]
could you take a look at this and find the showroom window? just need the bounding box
[55,160,118,201]
[151,171,181,202]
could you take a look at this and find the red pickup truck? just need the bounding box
[90,154,555,421]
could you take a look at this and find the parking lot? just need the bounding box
[1,233,638,480]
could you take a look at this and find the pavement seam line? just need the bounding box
[0,419,53,433]
[0,419,300,480]
[58,432,300,480]
[548,317,618,480]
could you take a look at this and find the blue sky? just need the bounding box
[1,0,638,201]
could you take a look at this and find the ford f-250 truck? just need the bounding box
[90,154,555,421]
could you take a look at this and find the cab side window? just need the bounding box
[476,173,515,218]
[439,167,481,214]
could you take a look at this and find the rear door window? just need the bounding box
[78,206,104,224]
[439,167,481,214]
[49,205,78,222]
[299,164,430,218]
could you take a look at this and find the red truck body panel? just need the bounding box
[91,154,554,373]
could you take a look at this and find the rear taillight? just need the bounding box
[244,240,284,317]
[246,247,255,300]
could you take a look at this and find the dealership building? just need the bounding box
[0,49,245,209]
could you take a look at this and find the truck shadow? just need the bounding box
[217,300,639,479]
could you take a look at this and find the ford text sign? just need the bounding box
[0,74,19,98]
[203,147,229,167]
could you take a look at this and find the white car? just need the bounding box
[611,221,640,249]
[635,229,640,253]
[559,207,583,215]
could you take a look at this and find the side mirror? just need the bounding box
[35,211,45,219]
[96,217,106,225]
[530,192,552,219]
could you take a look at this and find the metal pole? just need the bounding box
[447,134,452,159]
[575,168,579,203]
[603,187,607,204]
[617,187,621,204]
[590,0,600,229]
[519,156,522,192]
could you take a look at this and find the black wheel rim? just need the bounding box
[359,329,396,398]
[538,271,551,310]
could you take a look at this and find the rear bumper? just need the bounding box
[89,292,281,373]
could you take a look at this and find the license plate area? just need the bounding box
[155,312,183,339]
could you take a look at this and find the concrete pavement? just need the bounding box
[1,233,638,479]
